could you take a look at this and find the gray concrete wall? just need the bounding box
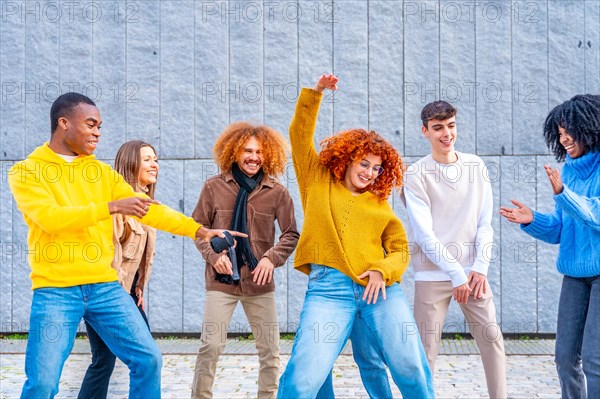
[1,0,598,334]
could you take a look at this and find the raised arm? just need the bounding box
[289,75,338,198]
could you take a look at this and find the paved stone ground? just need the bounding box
[0,339,561,398]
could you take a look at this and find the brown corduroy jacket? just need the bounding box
[192,171,299,296]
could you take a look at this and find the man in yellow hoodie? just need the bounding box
[8,92,241,399]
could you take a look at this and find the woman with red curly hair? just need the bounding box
[277,75,434,398]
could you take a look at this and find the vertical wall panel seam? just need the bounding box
[183,161,186,330]
[262,0,265,126]
[91,6,93,87]
[228,0,231,125]
[331,0,335,132]
[474,1,477,154]
[20,11,27,326]
[543,0,549,328]
[510,1,514,155]
[402,0,406,155]
[535,155,539,331]
[159,1,162,156]
[367,0,370,131]
[181,161,184,331]
[546,0,549,114]
[0,4,2,159]
[24,18,27,158]
[584,0,587,91]
[125,0,128,140]
[193,1,196,156]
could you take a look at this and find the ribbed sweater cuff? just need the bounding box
[470,262,489,277]
[300,87,323,103]
[557,259,600,278]
[448,271,469,287]
[521,210,555,237]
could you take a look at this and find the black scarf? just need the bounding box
[216,163,263,284]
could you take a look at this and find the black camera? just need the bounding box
[210,231,235,253]
[210,231,239,282]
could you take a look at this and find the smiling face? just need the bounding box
[138,146,159,189]
[236,136,263,177]
[343,153,383,195]
[559,126,586,159]
[422,116,457,163]
[52,103,102,156]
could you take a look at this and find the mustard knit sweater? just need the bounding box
[290,88,410,286]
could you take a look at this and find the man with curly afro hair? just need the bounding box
[190,122,299,399]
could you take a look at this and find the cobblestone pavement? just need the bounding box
[1,339,560,398]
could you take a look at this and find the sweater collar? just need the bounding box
[565,151,600,180]
[423,152,464,191]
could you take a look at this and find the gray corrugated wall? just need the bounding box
[1,0,598,334]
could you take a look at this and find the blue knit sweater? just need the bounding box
[522,151,600,278]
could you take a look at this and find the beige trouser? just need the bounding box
[414,280,507,399]
[191,290,280,399]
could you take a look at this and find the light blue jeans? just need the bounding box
[278,265,434,399]
[555,275,600,399]
[317,316,392,399]
[21,282,162,399]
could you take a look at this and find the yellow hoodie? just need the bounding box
[8,143,201,289]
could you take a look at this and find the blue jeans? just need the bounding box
[21,282,161,399]
[78,291,150,399]
[316,317,392,399]
[555,275,600,399]
[278,265,434,399]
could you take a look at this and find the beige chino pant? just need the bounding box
[191,290,280,399]
[414,280,507,399]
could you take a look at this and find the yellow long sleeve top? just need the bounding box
[8,143,201,289]
[290,88,410,286]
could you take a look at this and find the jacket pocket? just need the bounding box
[213,210,234,229]
[251,211,275,243]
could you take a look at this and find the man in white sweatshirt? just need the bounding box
[403,100,507,398]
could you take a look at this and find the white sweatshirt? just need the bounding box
[403,152,494,287]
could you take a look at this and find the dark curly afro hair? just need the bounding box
[544,94,600,161]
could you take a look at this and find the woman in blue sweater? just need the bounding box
[500,94,600,399]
